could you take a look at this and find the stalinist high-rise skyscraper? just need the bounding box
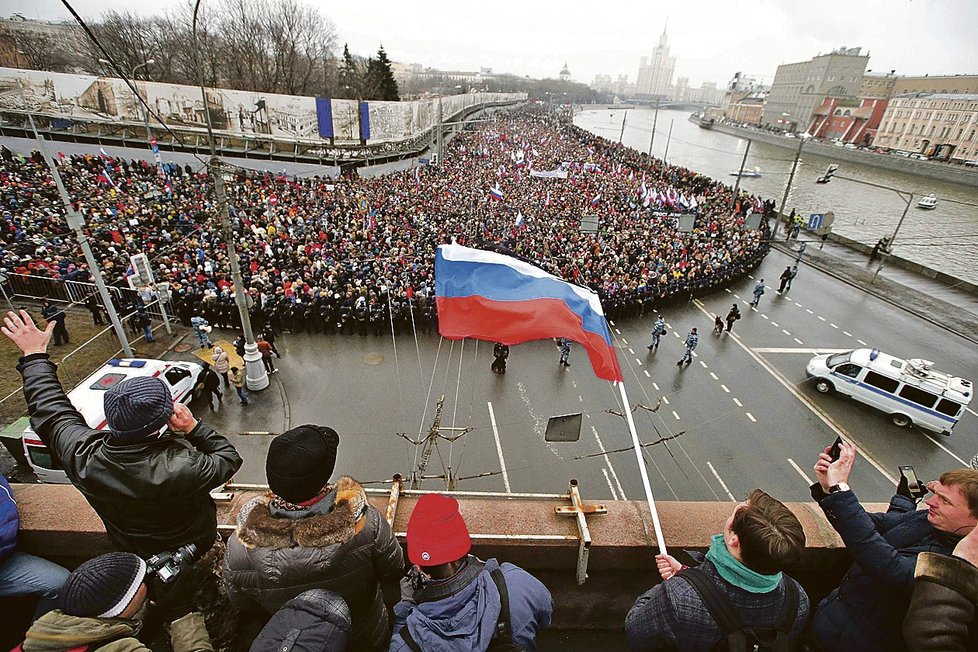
[636,24,676,98]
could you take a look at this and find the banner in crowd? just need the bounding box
[0,67,524,145]
[529,168,568,179]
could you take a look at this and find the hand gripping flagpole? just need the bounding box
[617,380,668,557]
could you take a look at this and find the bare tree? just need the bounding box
[14,31,75,72]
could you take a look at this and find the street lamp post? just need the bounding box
[774,132,807,237]
[16,78,133,357]
[192,0,268,391]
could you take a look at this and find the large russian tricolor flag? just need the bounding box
[435,243,623,382]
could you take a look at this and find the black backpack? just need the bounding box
[678,567,799,652]
[400,568,525,652]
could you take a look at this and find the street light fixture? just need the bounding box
[192,0,268,391]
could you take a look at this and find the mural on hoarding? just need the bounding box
[0,67,523,145]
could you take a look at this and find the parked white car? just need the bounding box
[22,358,204,483]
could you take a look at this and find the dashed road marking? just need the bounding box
[699,360,708,368]
[725,288,732,293]
[761,314,769,320]
[843,331,852,337]
[924,433,969,467]
[652,382,660,390]
[734,294,741,299]
[806,309,814,314]
[818,316,826,322]
[794,338,803,345]
[615,328,622,335]
[967,407,978,418]
[661,396,670,405]
[771,321,779,327]
[644,370,650,377]
[753,347,847,354]
[601,468,619,500]
[707,462,737,502]
[857,339,867,346]
[748,275,754,279]
[628,348,635,355]
[830,323,838,329]
[720,384,730,393]
[635,359,643,365]
[622,338,628,345]
[782,329,791,336]
[787,458,814,486]
[673,410,680,420]
[709,372,719,380]
[733,398,743,407]
[746,412,756,423]
[487,402,511,493]
[794,302,803,307]
[591,425,626,499]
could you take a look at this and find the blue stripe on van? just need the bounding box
[830,372,959,423]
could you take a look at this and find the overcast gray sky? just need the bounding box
[7,0,977,87]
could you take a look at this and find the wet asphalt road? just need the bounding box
[183,247,978,505]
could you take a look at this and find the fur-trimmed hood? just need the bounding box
[236,475,369,549]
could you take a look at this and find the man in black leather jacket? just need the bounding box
[2,309,242,558]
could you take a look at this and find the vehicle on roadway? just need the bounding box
[806,348,972,436]
[917,193,939,210]
[22,358,204,483]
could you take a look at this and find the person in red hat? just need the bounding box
[390,493,553,651]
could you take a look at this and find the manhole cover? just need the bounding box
[364,353,384,365]
[173,343,193,353]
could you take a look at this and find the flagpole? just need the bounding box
[617,381,668,556]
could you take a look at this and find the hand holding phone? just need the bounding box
[829,436,845,462]
[898,465,927,501]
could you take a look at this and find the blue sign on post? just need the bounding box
[808,213,824,230]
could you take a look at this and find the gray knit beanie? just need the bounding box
[58,552,147,617]
[104,376,174,440]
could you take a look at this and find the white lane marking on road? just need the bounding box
[609,320,616,327]
[771,321,779,327]
[967,407,978,418]
[636,359,643,366]
[843,331,852,337]
[699,360,708,368]
[710,372,719,380]
[746,412,757,422]
[644,370,650,377]
[652,382,660,390]
[857,339,867,346]
[762,314,769,320]
[673,410,681,420]
[691,300,897,485]
[628,348,635,355]
[830,323,839,329]
[602,468,619,500]
[622,338,629,345]
[707,462,737,501]
[749,275,754,279]
[720,384,730,393]
[726,288,732,293]
[487,402,511,493]
[734,294,741,299]
[806,309,814,315]
[794,338,803,345]
[661,396,670,404]
[818,316,826,322]
[591,425,626,499]
[782,329,791,336]
[751,307,758,312]
[794,302,803,307]
[787,458,815,486]
[733,398,743,407]
[753,348,848,354]
[615,328,622,335]
[924,433,970,467]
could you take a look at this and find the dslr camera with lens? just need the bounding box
[146,543,197,596]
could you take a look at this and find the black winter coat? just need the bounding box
[904,551,978,651]
[224,476,404,652]
[18,354,243,557]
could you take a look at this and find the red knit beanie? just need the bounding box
[407,493,471,566]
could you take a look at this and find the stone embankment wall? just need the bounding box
[711,123,978,189]
[13,483,861,631]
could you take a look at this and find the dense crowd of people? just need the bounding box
[0,106,773,336]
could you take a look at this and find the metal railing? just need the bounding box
[2,273,168,320]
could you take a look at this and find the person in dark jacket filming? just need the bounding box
[389,493,553,651]
[807,441,978,652]
[1,309,243,559]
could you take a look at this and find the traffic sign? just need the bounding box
[808,213,824,230]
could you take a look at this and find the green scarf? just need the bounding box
[704,533,782,594]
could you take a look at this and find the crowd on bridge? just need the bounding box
[2,306,978,652]
[0,105,773,337]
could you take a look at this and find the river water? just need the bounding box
[575,108,978,286]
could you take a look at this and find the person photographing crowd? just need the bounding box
[806,440,978,651]
[1,309,242,559]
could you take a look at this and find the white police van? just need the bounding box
[22,358,204,483]
[806,348,972,435]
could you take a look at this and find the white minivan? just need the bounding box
[806,348,972,435]
[22,358,204,483]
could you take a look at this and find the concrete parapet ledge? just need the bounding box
[14,483,868,630]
